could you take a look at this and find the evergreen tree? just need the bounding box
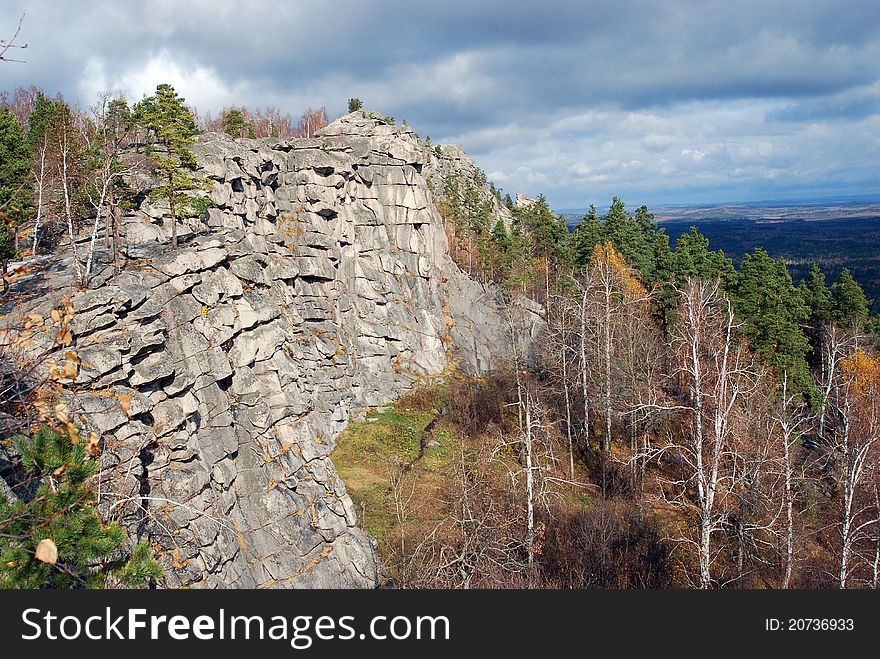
[831,268,870,329]
[651,228,677,329]
[490,218,513,280]
[25,93,62,257]
[0,106,32,260]
[134,84,198,146]
[628,204,662,280]
[671,226,735,286]
[503,213,536,294]
[731,249,811,389]
[519,195,569,263]
[0,425,162,588]
[133,84,204,247]
[573,205,603,268]
[516,195,570,298]
[599,200,668,284]
[26,92,60,151]
[602,196,629,244]
[222,107,252,138]
[799,263,833,368]
[800,263,833,323]
[347,98,363,112]
[104,98,133,144]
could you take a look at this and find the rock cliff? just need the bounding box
[2,112,539,588]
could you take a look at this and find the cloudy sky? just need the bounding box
[3,0,880,209]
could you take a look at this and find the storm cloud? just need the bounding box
[3,0,879,208]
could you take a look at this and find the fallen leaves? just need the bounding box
[23,312,44,330]
[47,359,79,381]
[85,431,101,457]
[35,539,58,565]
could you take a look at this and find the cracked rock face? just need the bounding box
[16,112,540,588]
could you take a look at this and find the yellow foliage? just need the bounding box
[23,312,44,330]
[841,350,880,399]
[590,241,646,296]
[171,548,189,569]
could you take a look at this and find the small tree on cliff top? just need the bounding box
[222,107,253,139]
[133,83,204,247]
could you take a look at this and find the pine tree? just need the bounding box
[597,200,669,284]
[516,195,570,300]
[799,263,833,369]
[490,218,513,280]
[25,92,61,256]
[222,107,252,139]
[347,98,363,113]
[26,92,60,151]
[0,425,162,588]
[133,84,203,247]
[573,205,603,269]
[732,249,811,390]
[105,97,133,143]
[602,196,629,244]
[831,268,870,329]
[0,106,32,260]
[800,263,832,324]
[671,226,735,286]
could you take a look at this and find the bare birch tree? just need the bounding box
[825,349,880,588]
[769,371,810,588]
[637,279,760,588]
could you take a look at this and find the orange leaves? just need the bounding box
[85,431,102,457]
[53,403,81,446]
[840,349,880,440]
[31,400,101,455]
[1,265,30,288]
[22,312,44,330]
[47,359,78,381]
[117,393,132,417]
[171,547,189,570]
[841,349,880,400]
[47,350,80,382]
[590,241,646,297]
[53,298,75,347]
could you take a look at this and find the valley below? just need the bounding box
[567,201,880,312]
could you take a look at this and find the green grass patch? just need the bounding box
[333,383,455,544]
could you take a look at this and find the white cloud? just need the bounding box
[79,50,249,110]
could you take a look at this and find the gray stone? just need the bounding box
[130,352,175,387]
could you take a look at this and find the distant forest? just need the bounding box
[658,216,880,314]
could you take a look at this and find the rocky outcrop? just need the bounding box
[515,193,537,208]
[3,112,540,588]
[425,142,515,228]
